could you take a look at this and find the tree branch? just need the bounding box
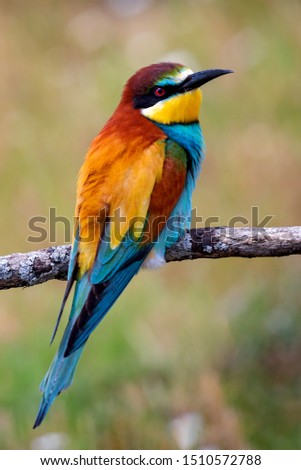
[1,226,300,290]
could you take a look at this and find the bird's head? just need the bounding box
[122,62,232,125]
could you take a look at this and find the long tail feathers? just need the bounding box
[33,347,82,428]
[65,258,144,356]
[33,273,90,428]
[50,237,79,345]
[33,255,148,428]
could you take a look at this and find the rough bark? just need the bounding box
[0,226,300,290]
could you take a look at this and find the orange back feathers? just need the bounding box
[76,105,166,274]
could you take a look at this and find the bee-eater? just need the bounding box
[34,62,232,427]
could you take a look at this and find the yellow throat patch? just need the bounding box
[142,89,202,124]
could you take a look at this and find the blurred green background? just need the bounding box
[0,0,301,450]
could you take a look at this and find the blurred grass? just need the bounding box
[0,0,301,449]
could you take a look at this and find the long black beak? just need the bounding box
[179,69,233,93]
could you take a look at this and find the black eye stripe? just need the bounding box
[133,84,181,109]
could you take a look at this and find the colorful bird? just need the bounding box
[34,62,232,427]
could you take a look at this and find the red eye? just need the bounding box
[154,87,166,97]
